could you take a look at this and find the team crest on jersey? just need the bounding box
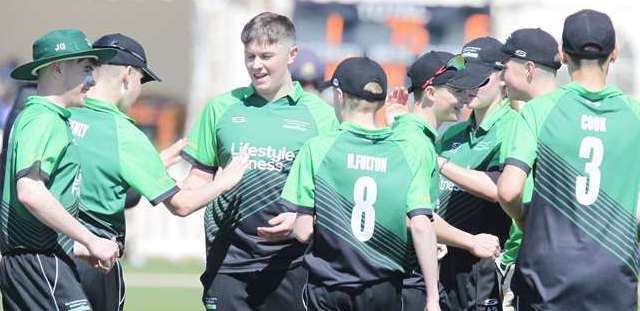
[231,116,246,123]
[282,119,310,131]
[473,141,495,150]
[448,142,463,153]
[69,120,90,138]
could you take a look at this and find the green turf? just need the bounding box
[125,287,202,310]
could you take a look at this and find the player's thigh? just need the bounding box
[1,253,91,311]
[303,281,341,311]
[75,257,125,311]
[252,265,307,311]
[401,287,426,311]
[355,281,402,311]
[202,272,250,311]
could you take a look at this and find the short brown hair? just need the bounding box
[241,12,296,46]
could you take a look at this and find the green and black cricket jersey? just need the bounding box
[182,82,338,273]
[506,82,640,310]
[0,96,81,255]
[437,99,516,245]
[68,97,178,248]
[391,113,439,290]
[281,121,435,288]
[497,102,531,267]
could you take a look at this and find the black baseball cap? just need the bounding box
[326,57,387,101]
[407,51,456,93]
[93,33,161,84]
[460,37,508,70]
[446,63,493,90]
[503,28,561,70]
[562,9,615,59]
[448,37,506,90]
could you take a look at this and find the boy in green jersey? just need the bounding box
[282,56,440,311]
[434,37,519,310]
[389,51,502,311]
[498,9,640,310]
[180,12,338,311]
[0,28,120,311]
[67,33,249,311]
[497,28,560,311]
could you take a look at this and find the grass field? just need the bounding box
[123,258,204,310]
[0,258,205,311]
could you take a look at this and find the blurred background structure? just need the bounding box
[0,1,637,307]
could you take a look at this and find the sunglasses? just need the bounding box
[96,41,147,65]
[421,54,466,90]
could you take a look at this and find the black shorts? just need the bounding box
[74,257,125,311]
[402,282,451,311]
[440,256,501,311]
[201,265,306,311]
[0,252,91,311]
[304,278,402,311]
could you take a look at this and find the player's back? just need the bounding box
[301,121,431,288]
[511,82,640,310]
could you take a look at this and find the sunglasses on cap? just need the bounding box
[94,40,147,65]
[421,54,466,90]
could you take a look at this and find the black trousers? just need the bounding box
[201,264,307,311]
[304,278,402,311]
[74,257,125,311]
[0,252,92,311]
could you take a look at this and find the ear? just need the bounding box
[525,61,536,82]
[288,45,299,65]
[122,66,133,90]
[560,49,569,65]
[336,88,344,104]
[609,46,618,64]
[51,62,63,76]
[423,86,437,106]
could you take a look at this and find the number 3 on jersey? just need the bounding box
[351,176,377,242]
[575,136,603,205]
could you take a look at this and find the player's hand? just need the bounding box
[85,236,119,272]
[469,233,501,259]
[214,152,250,192]
[436,243,448,260]
[160,138,188,168]
[384,87,409,125]
[257,212,297,241]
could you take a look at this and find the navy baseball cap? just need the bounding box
[562,9,615,59]
[93,33,161,84]
[326,57,387,101]
[503,28,561,70]
[461,37,508,70]
[446,63,492,90]
[448,37,506,89]
[291,49,324,82]
[407,51,456,93]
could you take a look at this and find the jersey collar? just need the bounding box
[471,98,511,133]
[245,81,304,104]
[393,113,437,143]
[562,81,624,101]
[340,121,393,141]
[84,97,136,123]
[25,96,71,119]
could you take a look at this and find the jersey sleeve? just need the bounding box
[304,95,339,135]
[182,100,218,173]
[505,109,538,175]
[499,116,517,165]
[117,119,178,206]
[406,146,435,219]
[14,114,68,183]
[280,142,316,214]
